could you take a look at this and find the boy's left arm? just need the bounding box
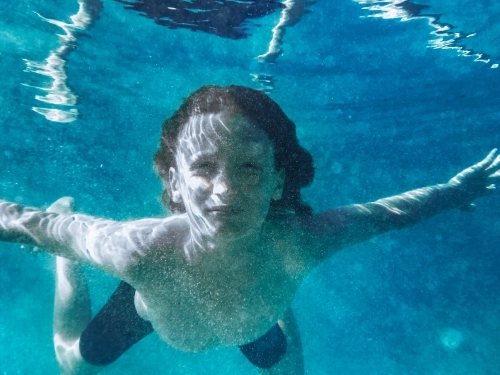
[303,149,500,263]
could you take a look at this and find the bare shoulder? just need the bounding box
[127,213,189,253]
[119,213,190,286]
[126,213,188,262]
[264,215,319,275]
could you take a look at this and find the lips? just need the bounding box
[208,206,243,215]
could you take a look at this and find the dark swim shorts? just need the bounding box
[79,282,153,366]
[79,282,287,368]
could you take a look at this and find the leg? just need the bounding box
[79,282,154,366]
[49,197,153,371]
[240,307,304,375]
[54,269,154,373]
[261,307,304,375]
[53,257,102,375]
[50,197,102,375]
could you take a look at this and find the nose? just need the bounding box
[212,171,230,196]
[213,179,228,195]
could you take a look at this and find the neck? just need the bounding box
[184,225,262,263]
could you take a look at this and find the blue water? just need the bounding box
[1,0,500,373]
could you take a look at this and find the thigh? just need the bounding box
[239,323,288,369]
[79,281,154,366]
[239,307,304,374]
[271,307,304,375]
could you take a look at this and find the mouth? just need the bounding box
[208,206,243,215]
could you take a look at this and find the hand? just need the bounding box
[449,149,500,210]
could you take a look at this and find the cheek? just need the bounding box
[183,175,211,198]
[242,176,276,207]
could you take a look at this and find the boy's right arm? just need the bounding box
[0,200,166,280]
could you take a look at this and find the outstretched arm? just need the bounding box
[0,200,169,280]
[305,150,500,262]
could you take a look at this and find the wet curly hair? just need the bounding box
[153,85,315,216]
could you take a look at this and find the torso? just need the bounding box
[130,214,315,352]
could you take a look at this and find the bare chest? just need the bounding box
[135,242,311,352]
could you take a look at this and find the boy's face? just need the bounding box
[169,111,284,241]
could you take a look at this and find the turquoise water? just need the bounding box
[1,0,500,373]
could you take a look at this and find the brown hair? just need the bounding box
[153,85,314,215]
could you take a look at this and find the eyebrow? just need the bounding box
[184,151,216,163]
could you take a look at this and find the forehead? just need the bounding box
[176,111,272,159]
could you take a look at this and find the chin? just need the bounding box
[212,221,260,240]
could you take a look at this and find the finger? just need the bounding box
[487,170,500,182]
[475,149,497,170]
[485,154,500,172]
[485,184,496,196]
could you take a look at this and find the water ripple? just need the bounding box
[250,73,275,94]
[353,0,498,69]
[257,0,315,63]
[114,0,284,40]
[22,0,102,123]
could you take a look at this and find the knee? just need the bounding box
[54,335,88,373]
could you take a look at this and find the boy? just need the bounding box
[1,85,499,374]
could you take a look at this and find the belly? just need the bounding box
[137,276,297,352]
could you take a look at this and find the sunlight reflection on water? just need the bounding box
[22,0,102,123]
[353,0,498,68]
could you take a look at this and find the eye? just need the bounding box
[241,162,262,172]
[191,159,214,169]
[197,162,213,169]
[190,161,216,175]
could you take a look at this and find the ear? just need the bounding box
[272,169,285,201]
[169,167,183,203]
